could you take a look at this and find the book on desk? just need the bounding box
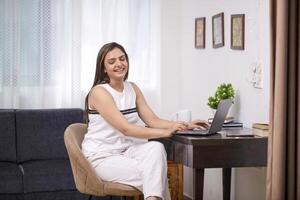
[252,123,269,137]
[208,116,243,128]
[221,121,254,137]
[222,122,269,137]
[222,122,243,128]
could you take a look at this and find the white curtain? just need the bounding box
[0,0,160,109]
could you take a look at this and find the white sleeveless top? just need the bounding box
[81,82,146,160]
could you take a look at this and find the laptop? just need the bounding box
[176,99,232,136]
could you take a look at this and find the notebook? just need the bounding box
[175,99,232,136]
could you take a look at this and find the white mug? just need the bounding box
[172,109,192,122]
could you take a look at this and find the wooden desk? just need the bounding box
[168,128,268,200]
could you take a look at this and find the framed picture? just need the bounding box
[231,14,245,50]
[195,17,205,49]
[212,12,224,48]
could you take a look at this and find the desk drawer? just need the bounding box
[192,139,268,168]
[173,139,267,168]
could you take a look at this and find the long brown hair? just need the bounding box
[84,42,129,123]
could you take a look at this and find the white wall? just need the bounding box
[160,0,181,118]
[160,0,269,199]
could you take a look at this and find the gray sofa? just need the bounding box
[0,108,173,200]
[0,109,118,200]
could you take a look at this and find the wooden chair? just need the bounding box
[64,123,142,200]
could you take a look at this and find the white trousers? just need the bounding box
[90,141,171,200]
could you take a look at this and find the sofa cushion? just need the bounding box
[24,191,90,200]
[0,162,23,194]
[22,160,76,193]
[16,108,83,162]
[0,109,17,162]
[0,194,23,200]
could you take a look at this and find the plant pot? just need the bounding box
[211,109,216,117]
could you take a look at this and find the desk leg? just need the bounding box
[193,168,204,200]
[222,168,232,200]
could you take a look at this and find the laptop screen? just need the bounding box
[208,99,232,134]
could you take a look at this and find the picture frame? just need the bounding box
[231,14,245,50]
[212,12,224,48]
[195,17,205,49]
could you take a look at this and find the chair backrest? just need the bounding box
[64,123,142,197]
[64,123,105,196]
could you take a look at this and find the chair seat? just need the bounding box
[64,123,142,198]
[103,182,141,196]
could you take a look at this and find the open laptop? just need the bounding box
[176,99,232,136]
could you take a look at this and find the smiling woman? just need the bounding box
[82,42,209,200]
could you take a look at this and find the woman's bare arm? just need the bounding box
[131,82,209,129]
[131,82,184,128]
[89,86,186,139]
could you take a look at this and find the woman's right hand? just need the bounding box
[162,122,188,137]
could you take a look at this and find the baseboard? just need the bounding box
[183,193,192,200]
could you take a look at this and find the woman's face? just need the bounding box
[104,48,128,82]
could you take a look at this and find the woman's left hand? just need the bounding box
[187,120,210,130]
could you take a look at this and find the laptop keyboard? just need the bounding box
[176,129,209,134]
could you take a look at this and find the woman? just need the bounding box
[82,42,208,200]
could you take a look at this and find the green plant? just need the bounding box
[207,83,235,109]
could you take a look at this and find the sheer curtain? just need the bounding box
[0,0,160,109]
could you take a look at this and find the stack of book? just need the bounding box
[222,121,243,128]
[252,123,269,137]
[208,116,243,128]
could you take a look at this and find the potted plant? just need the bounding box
[207,83,235,110]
